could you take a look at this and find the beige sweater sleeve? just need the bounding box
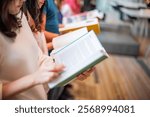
[34,32,48,55]
[0,48,2,100]
[0,82,2,99]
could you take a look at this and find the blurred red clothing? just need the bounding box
[65,0,81,14]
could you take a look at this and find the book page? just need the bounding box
[52,28,88,49]
[49,31,107,88]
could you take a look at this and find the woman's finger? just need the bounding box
[49,64,65,73]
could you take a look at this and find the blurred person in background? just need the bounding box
[61,0,81,17]
[55,0,64,27]
[65,0,81,14]
[55,0,63,24]
[41,0,59,51]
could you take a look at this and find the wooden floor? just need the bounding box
[69,55,150,100]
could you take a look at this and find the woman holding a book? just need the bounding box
[0,0,94,100]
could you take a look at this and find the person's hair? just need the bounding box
[0,0,23,40]
[25,0,44,32]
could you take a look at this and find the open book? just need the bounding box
[59,18,100,35]
[48,28,108,88]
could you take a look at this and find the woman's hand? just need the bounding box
[59,24,65,28]
[2,56,64,99]
[33,56,65,85]
[77,67,95,81]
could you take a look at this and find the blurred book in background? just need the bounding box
[63,10,104,24]
[59,18,101,35]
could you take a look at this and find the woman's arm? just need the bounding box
[44,31,59,43]
[1,57,64,99]
[2,74,35,99]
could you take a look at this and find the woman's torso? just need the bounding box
[0,13,47,100]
